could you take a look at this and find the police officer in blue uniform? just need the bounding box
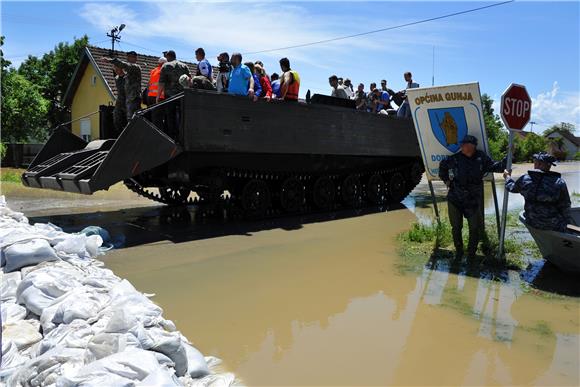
[503,152,572,232]
[439,135,507,259]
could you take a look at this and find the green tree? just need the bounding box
[481,93,508,160]
[543,122,576,136]
[1,69,50,142]
[18,35,89,129]
[516,133,547,162]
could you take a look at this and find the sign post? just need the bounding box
[497,83,531,260]
[406,82,494,228]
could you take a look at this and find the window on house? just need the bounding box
[91,75,97,86]
[80,118,92,142]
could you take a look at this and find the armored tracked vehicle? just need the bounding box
[22,89,424,217]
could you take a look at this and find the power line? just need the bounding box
[243,1,514,55]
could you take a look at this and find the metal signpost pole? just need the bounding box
[428,180,441,226]
[497,129,514,260]
[490,175,501,237]
[497,83,531,260]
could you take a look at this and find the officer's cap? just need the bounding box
[127,50,137,56]
[533,152,557,166]
[460,135,478,146]
[165,50,176,58]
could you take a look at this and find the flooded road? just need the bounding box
[2,164,579,386]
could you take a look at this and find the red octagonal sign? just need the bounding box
[500,83,531,131]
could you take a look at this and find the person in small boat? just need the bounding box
[439,135,507,259]
[503,152,572,232]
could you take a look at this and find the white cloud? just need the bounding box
[78,2,452,67]
[532,82,580,130]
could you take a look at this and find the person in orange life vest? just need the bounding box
[147,56,167,106]
[279,57,300,101]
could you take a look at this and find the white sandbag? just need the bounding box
[3,238,59,272]
[56,348,164,387]
[131,325,188,377]
[85,332,141,361]
[102,280,163,332]
[2,320,43,350]
[0,271,22,301]
[183,342,210,379]
[7,347,86,386]
[137,367,181,386]
[1,302,27,324]
[53,233,102,259]
[0,341,29,377]
[38,320,95,356]
[16,263,84,316]
[184,373,237,387]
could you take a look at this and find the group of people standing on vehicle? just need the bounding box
[107,49,300,135]
[329,71,419,118]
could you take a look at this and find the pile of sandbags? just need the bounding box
[0,196,239,386]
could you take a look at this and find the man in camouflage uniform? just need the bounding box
[504,152,572,232]
[112,64,127,134]
[107,51,142,120]
[439,135,506,259]
[158,50,190,138]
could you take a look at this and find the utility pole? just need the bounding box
[106,24,126,57]
[432,46,435,86]
[529,121,537,133]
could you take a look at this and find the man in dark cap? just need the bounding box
[439,135,507,259]
[106,51,142,120]
[503,152,572,232]
[158,50,190,137]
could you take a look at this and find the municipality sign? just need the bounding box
[407,82,490,181]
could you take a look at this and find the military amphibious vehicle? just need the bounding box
[22,89,424,217]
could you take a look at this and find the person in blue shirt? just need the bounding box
[270,73,281,98]
[372,88,392,113]
[244,62,262,100]
[194,48,212,80]
[228,53,254,97]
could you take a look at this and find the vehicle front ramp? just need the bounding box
[76,117,182,194]
[22,117,182,194]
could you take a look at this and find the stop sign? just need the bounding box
[500,83,531,131]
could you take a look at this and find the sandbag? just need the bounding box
[16,264,84,316]
[0,340,29,377]
[56,348,164,386]
[1,271,22,302]
[7,347,87,386]
[185,372,237,387]
[131,325,188,377]
[85,332,140,361]
[54,233,103,259]
[3,238,59,272]
[38,320,95,356]
[1,302,27,324]
[138,367,181,386]
[183,342,210,379]
[2,320,43,350]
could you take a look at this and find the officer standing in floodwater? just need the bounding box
[439,135,507,259]
[503,152,572,232]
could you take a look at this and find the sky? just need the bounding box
[1,1,579,131]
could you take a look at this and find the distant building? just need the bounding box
[62,46,199,141]
[544,130,580,160]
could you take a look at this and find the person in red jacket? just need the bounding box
[254,63,273,101]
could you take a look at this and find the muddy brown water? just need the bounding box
[2,165,579,386]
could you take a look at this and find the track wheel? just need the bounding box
[387,172,407,202]
[280,177,305,213]
[366,174,386,205]
[312,176,335,210]
[241,179,271,218]
[159,186,191,205]
[341,174,362,207]
[410,161,424,184]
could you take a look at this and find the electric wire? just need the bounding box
[242,1,514,55]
